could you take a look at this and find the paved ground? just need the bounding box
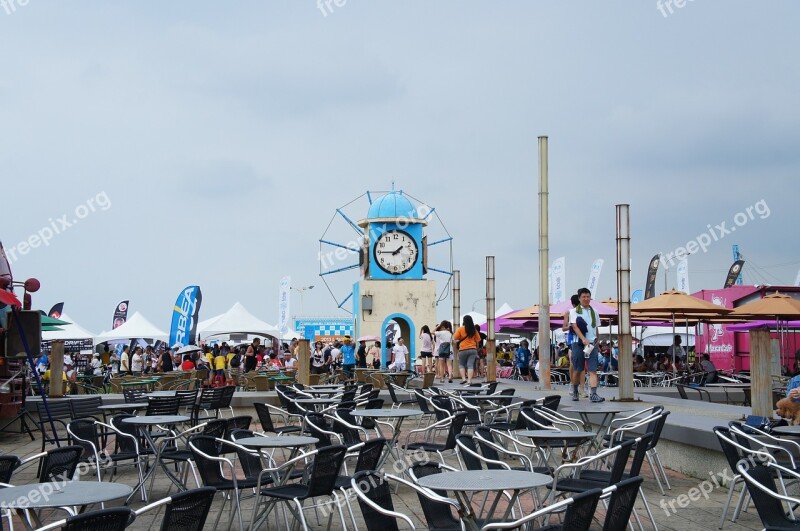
[0,387,771,530]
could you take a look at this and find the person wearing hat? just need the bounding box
[340,336,356,377]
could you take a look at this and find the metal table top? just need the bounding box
[560,404,633,414]
[147,391,177,397]
[516,430,596,440]
[771,425,800,436]
[295,398,338,404]
[97,403,147,411]
[353,408,423,418]
[122,415,190,425]
[236,435,319,448]
[0,481,132,509]
[416,469,551,492]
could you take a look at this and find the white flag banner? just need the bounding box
[551,257,566,303]
[677,259,690,294]
[586,259,604,295]
[279,276,291,338]
[795,268,800,287]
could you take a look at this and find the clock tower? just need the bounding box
[353,191,437,368]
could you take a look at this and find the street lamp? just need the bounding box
[291,285,315,315]
[471,298,486,312]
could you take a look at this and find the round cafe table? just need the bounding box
[353,408,423,467]
[559,404,632,450]
[122,415,190,502]
[771,425,800,437]
[417,470,551,531]
[516,429,596,466]
[0,481,133,529]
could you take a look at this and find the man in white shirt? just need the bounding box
[120,346,130,375]
[569,288,604,403]
[390,337,408,372]
[284,351,297,369]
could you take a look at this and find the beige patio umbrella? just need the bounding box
[503,304,541,321]
[729,293,800,417]
[631,289,734,367]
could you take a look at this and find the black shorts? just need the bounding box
[518,367,530,376]
[419,352,433,358]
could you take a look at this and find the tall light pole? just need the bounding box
[291,285,314,316]
[471,298,486,312]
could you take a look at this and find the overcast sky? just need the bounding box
[2,1,798,334]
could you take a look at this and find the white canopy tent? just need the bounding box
[640,325,695,347]
[95,311,169,343]
[42,313,95,342]
[199,302,280,338]
[41,312,96,353]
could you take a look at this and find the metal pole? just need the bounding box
[452,270,461,379]
[538,136,551,390]
[486,256,496,382]
[616,204,634,401]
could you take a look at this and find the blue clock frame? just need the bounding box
[369,222,424,280]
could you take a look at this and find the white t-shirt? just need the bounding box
[131,353,143,372]
[569,305,598,342]
[120,351,130,372]
[285,357,297,369]
[419,333,434,353]
[391,344,409,364]
[434,330,453,353]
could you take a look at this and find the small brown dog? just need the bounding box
[775,397,800,425]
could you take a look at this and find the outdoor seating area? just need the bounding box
[3,376,769,530]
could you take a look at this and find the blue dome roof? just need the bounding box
[367,191,418,219]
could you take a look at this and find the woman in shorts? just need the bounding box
[418,325,434,373]
[434,320,453,383]
[453,315,482,385]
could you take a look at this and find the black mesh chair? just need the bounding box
[35,400,73,453]
[69,396,104,421]
[224,415,252,439]
[736,461,800,530]
[547,440,634,507]
[335,438,388,529]
[228,429,274,482]
[145,396,181,416]
[250,444,349,531]
[188,435,260,530]
[134,486,217,531]
[157,420,229,490]
[34,507,134,531]
[218,385,236,417]
[387,383,416,409]
[0,456,20,484]
[541,394,561,411]
[67,418,146,484]
[479,487,602,531]
[578,433,655,526]
[22,445,83,483]
[714,426,757,528]
[253,402,301,435]
[123,388,149,404]
[600,476,645,531]
[175,389,199,416]
[192,387,225,424]
[351,470,417,530]
[403,412,468,466]
[406,461,465,531]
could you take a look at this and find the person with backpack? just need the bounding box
[570,287,604,403]
[514,340,532,381]
[434,320,453,384]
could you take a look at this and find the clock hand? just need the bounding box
[392,246,404,255]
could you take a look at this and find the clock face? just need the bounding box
[374,230,419,275]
